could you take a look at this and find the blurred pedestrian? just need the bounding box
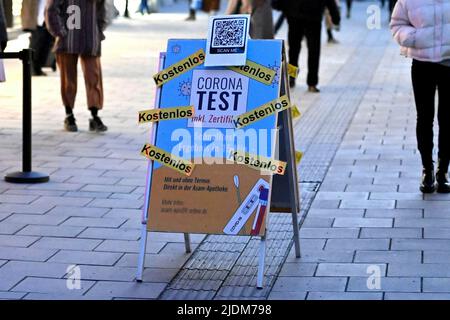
[325,0,340,43]
[46,0,108,133]
[0,0,7,52]
[284,0,340,91]
[345,0,352,19]
[202,0,220,15]
[124,0,130,17]
[186,0,198,21]
[391,0,450,193]
[227,0,274,39]
[137,0,151,14]
[22,0,54,76]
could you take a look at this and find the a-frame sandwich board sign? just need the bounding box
[136,39,301,288]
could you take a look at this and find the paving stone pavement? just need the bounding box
[1,1,449,300]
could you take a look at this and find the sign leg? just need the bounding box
[291,211,301,258]
[136,223,148,282]
[184,233,191,253]
[256,233,266,289]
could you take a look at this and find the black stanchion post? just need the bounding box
[4,49,49,183]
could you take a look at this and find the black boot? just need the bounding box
[64,114,78,132]
[420,167,436,193]
[185,9,196,21]
[89,107,108,132]
[436,159,450,193]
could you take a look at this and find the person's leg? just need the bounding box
[411,59,438,192]
[80,55,107,132]
[274,14,285,35]
[346,0,352,18]
[436,64,450,192]
[305,21,322,90]
[30,27,46,75]
[287,16,304,87]
[56,53,79,131]
[186,0,196,21]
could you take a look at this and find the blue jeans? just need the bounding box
[138,0,150,13]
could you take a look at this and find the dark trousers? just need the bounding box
[287,16,321,86]
[346,0,353,11]
[30,25,53,71]
[389,0,397,14]
[411,59,450,167]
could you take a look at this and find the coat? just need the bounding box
[202,0,220,12]
[45,0,107,57]
[284,0,340,25]
[390,0,450,63]
[21,0,39,31]
[0,0,7,48]
[226,0,273,39]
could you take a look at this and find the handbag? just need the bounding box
[0,59,5,82]
[271,0,285,11]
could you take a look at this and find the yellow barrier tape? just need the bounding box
[233,95,291,129]
[295,151,303,165]
[153,49,205,87]
[138,106,194,124]
[141,144,195,176]
[291,104,301,119]
[229,60,276,85]
[228,150,287,175]
[288,64,299,79]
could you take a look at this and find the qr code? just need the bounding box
[212,19,246,48]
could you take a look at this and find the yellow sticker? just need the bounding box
[229,60,276,85]
[295,151,303,165]
[138,106,194,124]
[228,150,287,175]
[153,49,205,87]
[291,105,301,119]
[233,95,291,129]
[141,144,195,176]
[288,64,299,79]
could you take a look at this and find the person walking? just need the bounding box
[46,0,108,133]
[22,0,54,76]
[325,0,340,44]
[0,0,7,52]
[284,0,340,92]
[345,0,352,19]
[226,0,274,39]
[136,0,151,14]
[391,0,450,193]
[186,0,197,21]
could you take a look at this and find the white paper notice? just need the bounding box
[205,14,250,67]
[188,69,249,128]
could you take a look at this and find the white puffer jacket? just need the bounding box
[390,0,450,62]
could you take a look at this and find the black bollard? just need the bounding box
[2,49,49,183]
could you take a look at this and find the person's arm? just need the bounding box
[326,0,341,27]
[97,0,108,34]
[45,0,68,38]
[390,0,415,48]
